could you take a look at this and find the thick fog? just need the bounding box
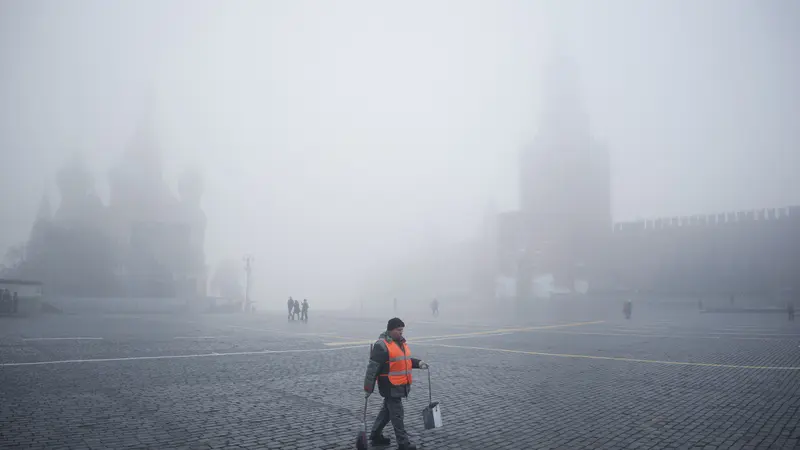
[1,1,798,308]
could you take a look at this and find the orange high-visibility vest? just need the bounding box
[379,339,412,386]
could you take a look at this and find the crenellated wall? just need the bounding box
[613,206,798,232]
[609,205,800,296]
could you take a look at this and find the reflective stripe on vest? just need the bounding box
[379,339,412,386]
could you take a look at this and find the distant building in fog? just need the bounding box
[495,51,612,297]
[496,53,800,299]
[16,105,207,298]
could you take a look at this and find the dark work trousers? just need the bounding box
[372,396,408,445]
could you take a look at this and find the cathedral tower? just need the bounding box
[518,51,612,291]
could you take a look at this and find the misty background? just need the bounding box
[1,1,799,308]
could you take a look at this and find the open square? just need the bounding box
[2,307,799,449]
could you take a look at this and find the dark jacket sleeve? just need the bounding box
[363,341,388,392]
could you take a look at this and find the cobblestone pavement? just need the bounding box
[1,309,799,449]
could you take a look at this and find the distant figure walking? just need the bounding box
[287,297,295,321]
[301,299,309,322]
[788,302,795,322]
[0,289,8,313]
[430,298,439,317]
[623,299,632,320]
[293,299,301,321]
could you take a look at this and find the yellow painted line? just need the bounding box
[412,320,493,328]
[534,330,784,341]
[407,332,517,343]
[416,342,800,370]
[323,320,604,346]
[23,337,103,341]
[412,320,606,340]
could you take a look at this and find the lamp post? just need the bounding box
[515,247,529,312]
[243,255,253,313]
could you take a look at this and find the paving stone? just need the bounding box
[1,311,799,448]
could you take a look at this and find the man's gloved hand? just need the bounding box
[418,361,429,370]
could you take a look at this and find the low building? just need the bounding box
[0,278,43,315]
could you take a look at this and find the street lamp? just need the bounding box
[243,255,254,312]
[515,247,530,310]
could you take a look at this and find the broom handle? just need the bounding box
[363,397,368,433]
[365,342,372,433]
[427,367,432,405]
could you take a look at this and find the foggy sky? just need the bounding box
[1,1,798,306]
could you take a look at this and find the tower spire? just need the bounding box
[538,42,591,145]
[125,86,163,175]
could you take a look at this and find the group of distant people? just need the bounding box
[0,289,19,314]
[287,297,309,322]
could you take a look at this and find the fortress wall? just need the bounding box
[609,206,800,296]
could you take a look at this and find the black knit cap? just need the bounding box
[387,317,405,330]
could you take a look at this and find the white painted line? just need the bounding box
[711,331,800,337]
[173,336,229,340]
[0,344,367,368]
[23,337,103,341]
[537,330,781,341]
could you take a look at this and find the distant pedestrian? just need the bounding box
[287,297,295,321]
[1,289,9,314]
[301,299,309,322]
[788,302,795,322]
[12,291,18,314]
[430,298,439,317]
[293,299,301,321]
[623,299,632,320]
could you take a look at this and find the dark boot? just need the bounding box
[369,432,390,445]
[398,443,417,450]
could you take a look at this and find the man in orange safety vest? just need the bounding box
[363,317,429,450]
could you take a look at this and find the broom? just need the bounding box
[356,396,368,450]
[356,344,375,449]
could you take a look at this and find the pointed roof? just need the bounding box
[537,43,591,145]
[124,87,163,175]
[108,87,177,216]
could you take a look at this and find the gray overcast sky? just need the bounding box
[1,1,798,304]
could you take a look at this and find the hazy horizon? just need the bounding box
[1,1,799,306]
